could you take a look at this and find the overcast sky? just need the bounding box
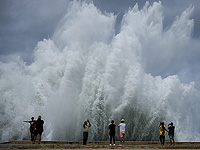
[0,0,200,64]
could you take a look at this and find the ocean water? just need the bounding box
[0,1,200,142]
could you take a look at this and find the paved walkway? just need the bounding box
[1,141,200,149]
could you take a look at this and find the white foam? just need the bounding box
[0,1,199,142]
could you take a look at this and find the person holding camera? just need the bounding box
[83,119,91,145]
[168,122,175,146]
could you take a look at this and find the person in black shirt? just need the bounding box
[33,116,44,144]
[24,117,36,141]
[108,120,116,146]
[168,122,175,146]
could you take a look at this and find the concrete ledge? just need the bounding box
[1,141,200,149]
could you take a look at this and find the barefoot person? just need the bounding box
[109,120,116,146]
[83,119,91,145]
[24,117,36,141]
[33,116,44,144]
[118,119,126,145]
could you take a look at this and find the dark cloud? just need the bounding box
[0,0,69,63]
[0,0,199,64]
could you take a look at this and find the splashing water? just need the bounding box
[0,1,200,142]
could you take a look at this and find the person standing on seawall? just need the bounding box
[168,122,175,146]
[24,117,36,141]
[118,119,126,145]
[83,119,91,145]
[158,122,167,146]
[109,120,116,146]
[33,116,44,144]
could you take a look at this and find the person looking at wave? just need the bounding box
[24,117,36,141]
[159,122,168,146]
[83,119,91,145]
[168,122,175,146]
[118,119,126,145]
[109,120,116,146]
[33,116,44,144]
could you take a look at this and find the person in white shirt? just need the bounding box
[83,119,91,145]
[118,119,126,145]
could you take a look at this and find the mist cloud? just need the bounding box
[0,0,200,83]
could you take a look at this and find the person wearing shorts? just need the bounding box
[168,122,175,146]
[33,116,44,144]
[118,119,126,145]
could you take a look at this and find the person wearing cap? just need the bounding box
[168,122,175,146]
[33,115,44,144]
[118,119,126,145]
[24,117,36,141]
[109,120,116,146]
[158,122,167,146]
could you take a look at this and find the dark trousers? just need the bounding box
[110,134,115,144]
[83,132,88,145]
[30,127,35,141]
[160,135,165,146]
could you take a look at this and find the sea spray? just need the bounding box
[0,1,199,142]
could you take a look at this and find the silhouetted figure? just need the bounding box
[24,117,36,141]
[109,120,116,146]
[118,119,126,145]
[83,119,91,145]
[33,116,44,144]
[168,122,175,146]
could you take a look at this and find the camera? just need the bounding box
[168,122,173,126]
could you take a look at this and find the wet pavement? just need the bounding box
[1,141,200,149]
